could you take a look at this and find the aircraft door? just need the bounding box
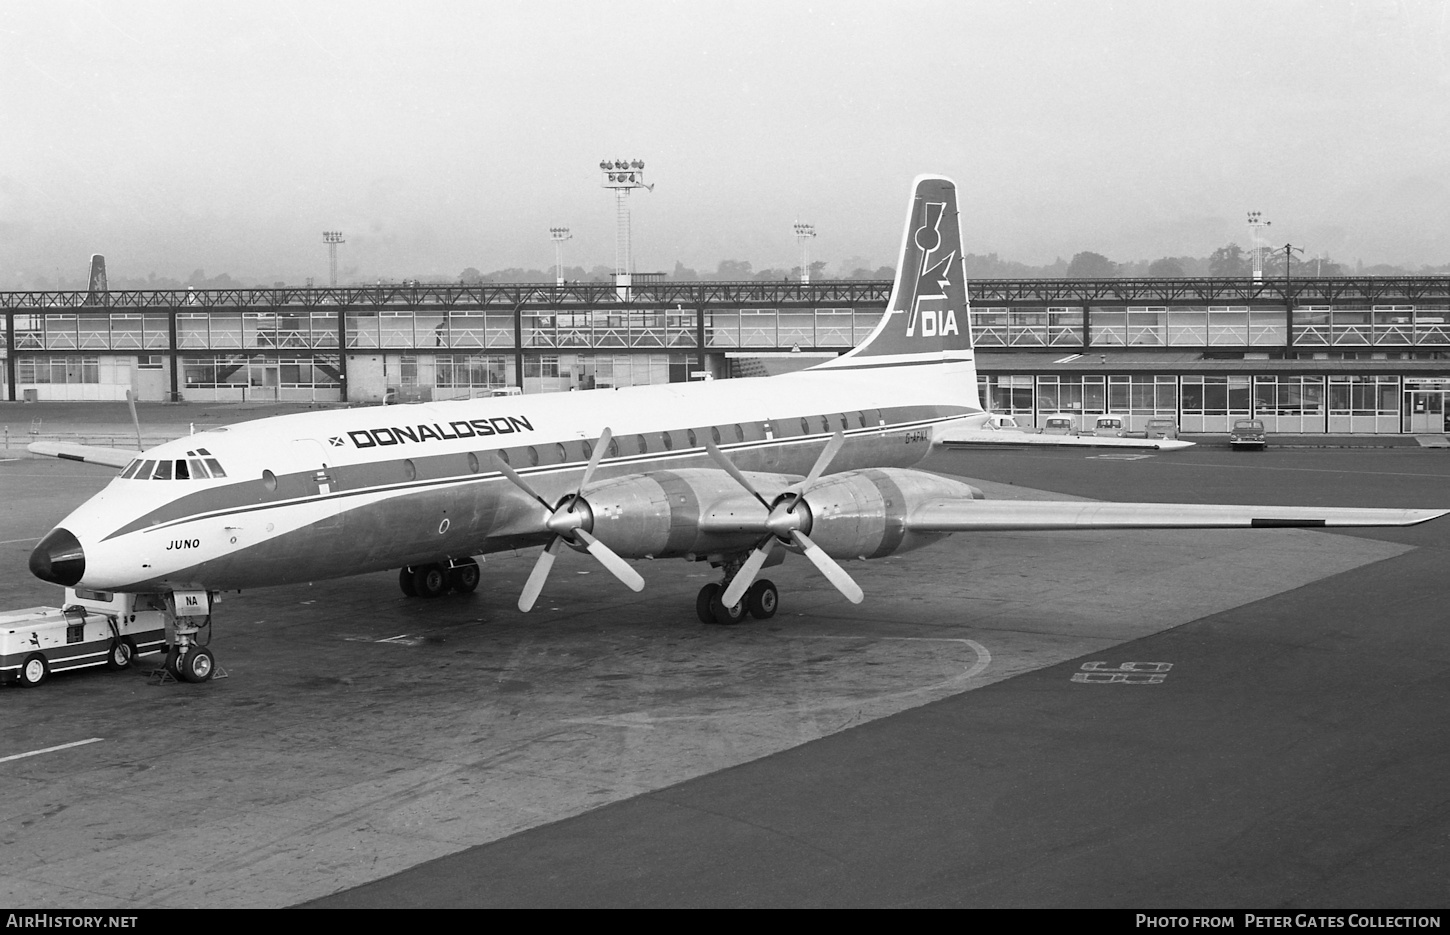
[290,438,337,496]
[290,438,344,533]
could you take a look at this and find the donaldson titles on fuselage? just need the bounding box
[346,415,535,449]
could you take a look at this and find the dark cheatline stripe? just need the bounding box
[1251,517,1326,528]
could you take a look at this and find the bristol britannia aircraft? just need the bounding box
[27,175,1447,683]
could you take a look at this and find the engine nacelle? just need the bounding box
[580,469,770,558]
[793,468,985,560]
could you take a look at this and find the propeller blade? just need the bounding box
[574,529,646,592]
[518,537,565,612]
[800,430,847,491]
[489,453,550,508]
[704,438,771,510]
[720,538,777,608]
[790,530,864,604]
[577,427,612,494]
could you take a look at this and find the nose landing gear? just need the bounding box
[154,592,225,684]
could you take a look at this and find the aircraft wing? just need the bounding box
[935,428,1194,451]
[27,441,139,469]
[907,499,1447,531]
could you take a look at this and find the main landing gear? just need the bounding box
[696,579,778,625]
[398,558,480,599]
[696,556,780,626]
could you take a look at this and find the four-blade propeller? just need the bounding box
[490,427,645,612]
[705,430,864,609]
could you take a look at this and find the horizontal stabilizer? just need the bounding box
[935,429,1194,451]
[907,499,1447,532]
[28,442,138,469]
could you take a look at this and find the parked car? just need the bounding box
[1092,416,1126,437]
[1145,418,1179,439]
[1230,418,1267,450]
[1042,416,1076,435]
[986,413,1026,431]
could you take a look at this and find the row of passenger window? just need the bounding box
[120,448,228,480]
[494,410,886,469]
[213,410,895,495]
[285,409,893,492]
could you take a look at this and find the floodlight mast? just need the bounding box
[549,227,572,286]
[322,231,345,287]
[793,221,817,284]
[600,159,652,298]
[1246,212,1270,282]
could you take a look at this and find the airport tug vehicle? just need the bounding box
[1,588,170,687]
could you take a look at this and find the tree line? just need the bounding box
[14,246,1446,292]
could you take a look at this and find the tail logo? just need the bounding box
[809,174,974,369]
[903,201,959,339]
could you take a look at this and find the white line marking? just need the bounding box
[0,537,43,545]
[0,738,104,764]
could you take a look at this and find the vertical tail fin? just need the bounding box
[813,175,974,371]
[86,255,107,303]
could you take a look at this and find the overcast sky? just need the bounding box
[3,0,1448,286]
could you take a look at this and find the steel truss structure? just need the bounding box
[5,277,1449,312]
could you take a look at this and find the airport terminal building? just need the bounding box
[3,276,1449,434]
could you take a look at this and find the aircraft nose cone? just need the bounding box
[29,527,86,586]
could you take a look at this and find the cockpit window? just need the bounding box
[125,449,227,480]
[194,449,226,477]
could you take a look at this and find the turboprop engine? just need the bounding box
[579,469,775,559]
[766,467,985,560]
[697,430,986,608]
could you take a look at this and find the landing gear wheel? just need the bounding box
[412,563,449,598]
[710,591,748,626]
[18,654,48,687]
[180,646,215,683]
[398,567,418,597]
[105,638,134,671]
[165,647,183,678]
[747,579,779,619]
[448,559,480,594]
[696,583,721,624]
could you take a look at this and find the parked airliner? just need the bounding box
[28,175,1446,683]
